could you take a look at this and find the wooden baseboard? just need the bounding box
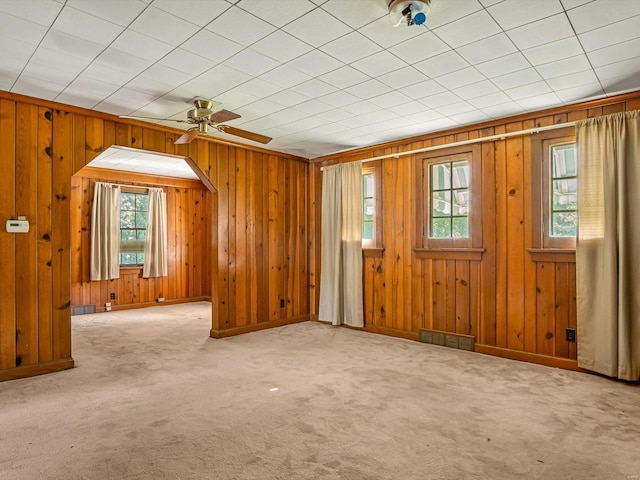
[210,315,310,338]
[0,357,75,383]
[474,344,585,371]
[362,325,420,341]
[92,296,211,313]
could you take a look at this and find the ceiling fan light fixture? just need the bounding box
[388,0,431,27]
[198,122,208,134]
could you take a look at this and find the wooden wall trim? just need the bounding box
[93,297,212,313]
[527,249,576,263]
[77,166,207,189]
[474,344,583,371]
[362,325,420,341]
[210,315,310,338]
[0,358,74,383]
[413,248,485,260]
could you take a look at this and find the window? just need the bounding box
[531,128,577,249]
[361,161,382,248]
[120,190,148,266]
[419,145,481,249]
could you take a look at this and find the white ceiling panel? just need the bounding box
[2,0,639,159]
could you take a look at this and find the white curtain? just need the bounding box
[576,110,640,381]
[90,182,121,281]
[143,187,168,278]
[318,162,364,327]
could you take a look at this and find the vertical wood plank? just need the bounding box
[568,263,577,360]
[455,261,469,335]
[536,262,555,356]
[481,141,497,346]
[432,259,446,331]
[494,131,508,347]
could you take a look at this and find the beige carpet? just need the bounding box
[1,302,639,480]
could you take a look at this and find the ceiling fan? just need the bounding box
[120,98,272,145]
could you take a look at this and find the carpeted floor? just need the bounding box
[1,302,639,479]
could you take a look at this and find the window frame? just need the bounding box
[119,187,149,267]
[417,145,481,250]
[531,127,576,250]
[361,160,382,250]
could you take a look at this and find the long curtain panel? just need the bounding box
[90,182,121,281]
[143,187,168,278]
[576,110,640,381]
[318,162,364,327]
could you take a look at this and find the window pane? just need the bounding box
[432,191,451,217]
[363,198,374,221]
[452,189,469,216]
[431,217,451,238]
[121,193,135,211]
[137,253,145,265]
[363,222,374,240]
[137,230,147,240]
[552,179,577,211]
[552,144,577,178]
[452,217,468,238]
[451,160,469,188]
[120,211,135,229]
[121,229,136,241]
[121,253,137,265]
[135,211,148,228]
[363,173,374,197]
[552,212,577,237]
[431,163,450,190]
[136,194,149,212]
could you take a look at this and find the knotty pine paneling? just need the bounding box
[311,91,640,368]
[0,92,308,381]
[70,169,211,310]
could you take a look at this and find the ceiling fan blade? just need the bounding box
[209,109,241,123]
[119,114,187,123]
[174,128,199,145]
[218,125,272,144]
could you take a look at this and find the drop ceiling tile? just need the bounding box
[487,0,563,30]
[318,90,361,108]
[235,77,284,97]
[0,11,48,45]
[468,91,512,108]
[223,49,279,76]
[320,65,370,89]
[0,34,37,64]
[388,32,449,64]
[321,0,387,29]
[435,66,485,89]
[377,66,428,89]
[287,50,344,77]
[0,0,62,26]
[95,47,152,75]
[426,0,484,29]
[132,97,192,119]
[517,92,562,110]
[401,79,446,99]
[137,64,191,89]
[130,6,199,45]
[320,31,382,64]
[65,76,121,98]
[126,73,183,97]
[419,91,463,109]
[588,38,640,68]
[506,13,574,50]
[181,30,243,63]
[555,81,604,102]
[595,56,640,80]
[251,30,313,63]
[293,99,335,114]
[535,54,591,79]
[290,78,337,98]
[52,5,123,46]
[491,68,542,89]
[369,91,412,108]
[22,61,80,86]
[351,50,407,77]
[282,115,328,131]
[82,62,138,86]
[476,52,530,77]
[239,98,285,117]
[521,36,583,65]
[578,15,640,52]
[546,69,598,90]
[479,0,503,6]
[160,48,216,75]
[358,15,421,48]
[214,87,261,109]
[260,65,312,88]
[152,0,231,27]
[449,110,490,124]
[414,50,469,78]
[433,10,501,48]
[560,0,595,9]
[317,108,355,122]
[599,74,638,95]
[263,108,309,126]
[434,101,476,116]
[389,101,427,116]
[111,30,173,62]
[452,80,499,100]
[41,29,105,61]
[206,7,276,46]
[506,80,552,100]
[344,100,380,115]
[67,0,147,27]
[481,101,526,118]
[283,8,351,47]
[13,75,70,100]
[172,64,252,99]
[55,88,102,109]
[266,90,310,107]
[568,0,640,34]
[345,78,390,99]
[29,45,91,74]
[457,33,518,65]
[405,109,445,124]
[238,0,316,28]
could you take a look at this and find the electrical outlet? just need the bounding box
[157,297,165,303]
[566,328,576,342]
[110,292,115,300]
[105,302,112,312]
[280,299,285,308]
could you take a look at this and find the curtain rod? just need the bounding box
[95,181,150,190]
[320,121,576,169]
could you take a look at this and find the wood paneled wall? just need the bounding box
[0,92,308,381]
[310,92,640,369]
[71,168,211,311]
